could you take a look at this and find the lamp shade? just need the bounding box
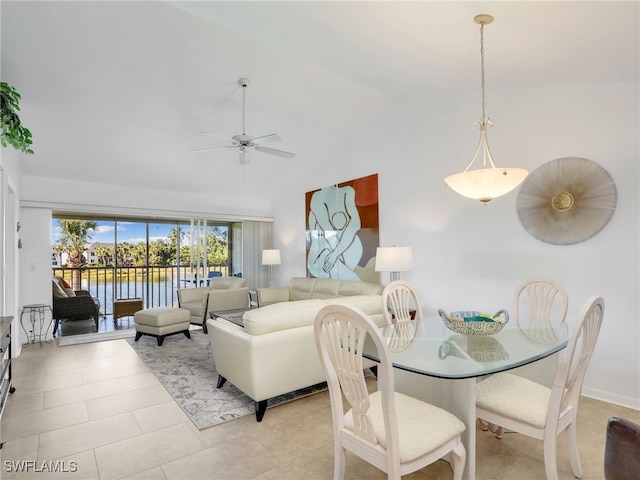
[261,249,281,266]
[445,167,529,203]
[375,247,413,273]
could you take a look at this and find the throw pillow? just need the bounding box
[63,287,76,297]
[52,278,68,298]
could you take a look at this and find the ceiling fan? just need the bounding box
[192,78,295,165]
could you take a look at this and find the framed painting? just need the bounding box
[305,173,379,282]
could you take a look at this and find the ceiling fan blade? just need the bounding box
[191,145,233,153]
[254,145,296,159]
[251,134,282,145]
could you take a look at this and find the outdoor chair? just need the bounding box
[52,277,101,335]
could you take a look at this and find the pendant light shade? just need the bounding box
[445,14,528,203]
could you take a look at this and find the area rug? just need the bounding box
[126,329,327,430]
[58,328,136,346]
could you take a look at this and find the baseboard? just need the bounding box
[582,386,640,411]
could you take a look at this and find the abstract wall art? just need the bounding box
[306,173,379,281]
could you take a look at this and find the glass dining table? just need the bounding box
[363,315,570,480]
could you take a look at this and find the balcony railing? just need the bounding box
[52,265,229,316]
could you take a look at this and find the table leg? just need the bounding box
[394,371,476,480]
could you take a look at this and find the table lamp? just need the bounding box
[262,249,281,287]
[375,246,413,282]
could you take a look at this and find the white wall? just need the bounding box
[1,146,22,356]
[271,80,640,410]
[17,207,54,346]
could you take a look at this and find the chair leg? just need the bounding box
[451,442,467,480]
[566,421,583,478]
[183,330,191,339]
[334,445,346,480]
[543,433,560,480]
[53,320,59,336]
[134,332,142,342]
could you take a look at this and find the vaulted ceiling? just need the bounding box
[2,1,637,199]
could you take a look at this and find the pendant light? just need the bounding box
[445,14,528,203]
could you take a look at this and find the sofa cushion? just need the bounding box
[308,278,342,298]
[287,277,383,301]
[210,276,246,289]
[288,277,317,301]
[337,281,383,296]
[322,295,383,316]
[243,299,324,335]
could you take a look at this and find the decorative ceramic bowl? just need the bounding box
[438,335,510,361]
[438,309,509,336]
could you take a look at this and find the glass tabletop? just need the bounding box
[209,308,254,327]
[364,315,569,379]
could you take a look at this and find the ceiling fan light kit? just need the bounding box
[445,14,528,203]
[192,77,295,164]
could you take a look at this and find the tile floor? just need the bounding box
[1,334,638,480]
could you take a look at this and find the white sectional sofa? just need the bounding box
[206,277,384,421]
[177,276,249,332]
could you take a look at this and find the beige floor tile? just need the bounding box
[43,378,123,408]
[94,423,204,480]
[81,360,150,384]
[122,466,168,480]
[37,412,143,461]
[117,372,161,392]
[1,391,44,417]
[44,356,112,377]
[133,402,191,433]
[85,384,173,420]
[160,436,280,480]
[2,402,89,440]
[11,371,84,396]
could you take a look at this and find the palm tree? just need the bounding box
[93,244,113,266]
[54,219,97,290]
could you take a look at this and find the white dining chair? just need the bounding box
[381,280,424,325]
[314,303,466,480]
[476,295,604,480]
[507,278,570,393]
[514,278,569,329]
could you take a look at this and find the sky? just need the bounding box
[51,220,179,245]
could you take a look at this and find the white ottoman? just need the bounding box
[134,307,191,346]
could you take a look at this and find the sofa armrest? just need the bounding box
[206,319,326,402]
[256,287,290,307]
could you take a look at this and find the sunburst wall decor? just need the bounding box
[516,157,617,245]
